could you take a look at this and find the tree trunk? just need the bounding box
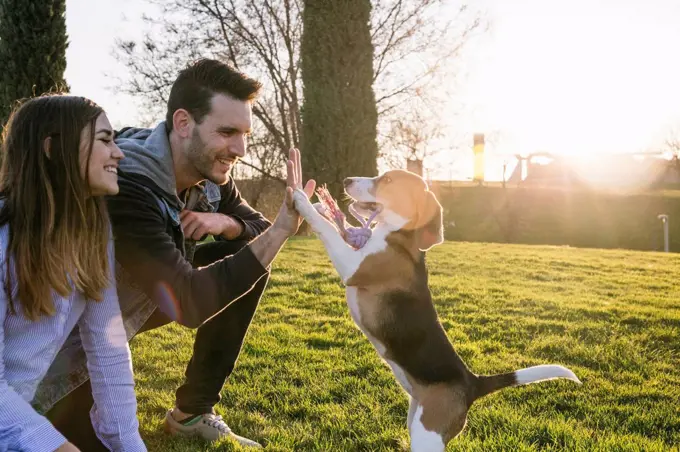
[300,0,378,203]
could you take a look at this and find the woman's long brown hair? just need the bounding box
[0,95,111,320]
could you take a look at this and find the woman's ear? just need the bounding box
[43,136,52,159]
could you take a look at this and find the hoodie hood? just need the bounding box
[115,121,179,205]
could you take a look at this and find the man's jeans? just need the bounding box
[44,239,269,447]
[174,239,269,413]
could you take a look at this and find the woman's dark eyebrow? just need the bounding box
[96,128,113,136]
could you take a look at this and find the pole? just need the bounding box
[658,214,669,252]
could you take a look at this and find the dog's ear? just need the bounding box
[415,190,443,251]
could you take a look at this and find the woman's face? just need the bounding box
[80,113,124,196]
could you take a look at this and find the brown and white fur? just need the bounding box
[293,170,581,451]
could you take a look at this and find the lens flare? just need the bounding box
[155,281,182,324]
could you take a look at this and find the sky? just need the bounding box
[64,0,153,129]
[64,0,680,181]
[463,0,680,155]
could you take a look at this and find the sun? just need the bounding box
[459,0,680,162]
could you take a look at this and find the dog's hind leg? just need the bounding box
[409,404,445,452]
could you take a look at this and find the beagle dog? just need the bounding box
[292,169,580,452]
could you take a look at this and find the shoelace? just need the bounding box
[202,414,232,433]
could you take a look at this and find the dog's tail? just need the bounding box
[473,365,581,400]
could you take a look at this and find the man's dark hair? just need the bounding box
[166,58,262,132]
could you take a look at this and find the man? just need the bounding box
[40,58,316,449]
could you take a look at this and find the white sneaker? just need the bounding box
[164,409,262,448]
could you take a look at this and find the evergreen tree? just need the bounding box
[301,0,378,202]
[0,0,69,126]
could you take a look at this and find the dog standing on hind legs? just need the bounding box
[292,169,581,452]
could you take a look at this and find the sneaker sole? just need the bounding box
[163,417,263,447]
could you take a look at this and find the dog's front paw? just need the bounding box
[292,188,309,205]
[293,189,315,217]
[313,202,327,216]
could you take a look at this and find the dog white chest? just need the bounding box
[385,359,413,394]
[346,287,385,356]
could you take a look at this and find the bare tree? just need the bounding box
[115,0,302,182]
[371,2,486,177]
[384,107,444,170]
[113,0,485,182]
[371,1,484,115]
[662,126,680,182]
[665,126,680,154]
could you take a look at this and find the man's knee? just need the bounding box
[193,240,251,267]
[220,239,249,253]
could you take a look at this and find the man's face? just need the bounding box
[187,93,252,185]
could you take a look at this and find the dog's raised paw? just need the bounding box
[313,203,327,216]
[293,189,313,211]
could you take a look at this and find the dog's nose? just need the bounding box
[343,178,353,188]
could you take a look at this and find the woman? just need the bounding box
[0,95,145,451]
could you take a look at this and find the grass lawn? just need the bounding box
[130,239,680,451]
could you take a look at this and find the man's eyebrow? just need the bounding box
[217,126,253,135]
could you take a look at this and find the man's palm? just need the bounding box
[274,148,315,236]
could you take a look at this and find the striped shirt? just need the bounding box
[0,223,146,451]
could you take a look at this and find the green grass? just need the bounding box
[130,239,680,451]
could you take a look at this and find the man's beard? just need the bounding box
[187,129,231,185]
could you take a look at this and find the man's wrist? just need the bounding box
[221,215,245,240]
[270,221,292,240]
